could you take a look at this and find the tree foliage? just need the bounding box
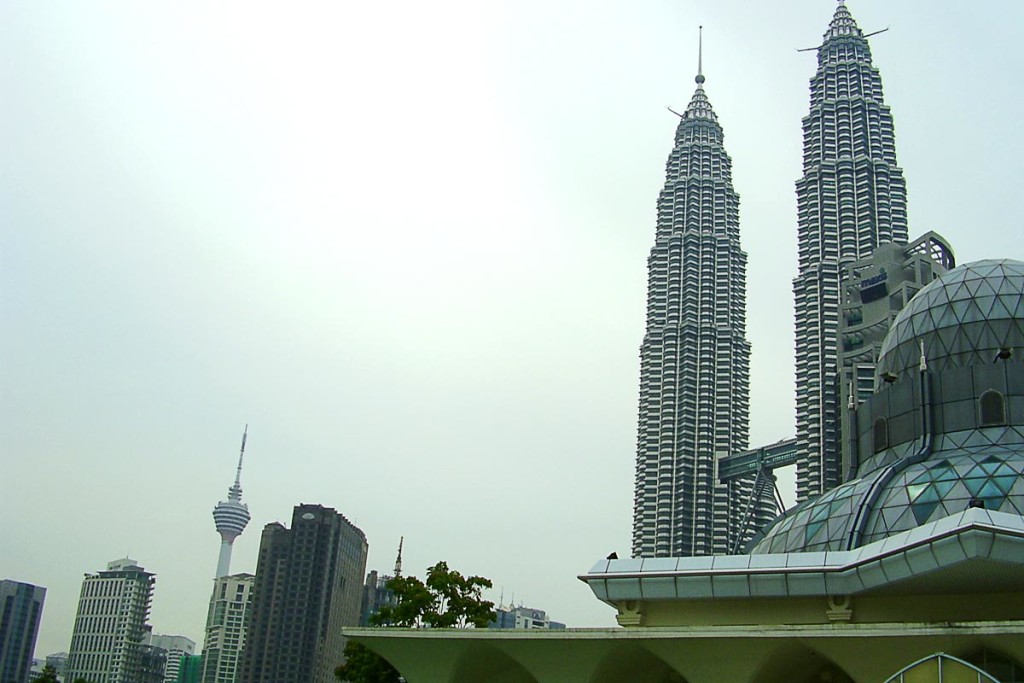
[33,666,60,683]
[374,561,495,628]
[336,561,496,682]
[335,641,401,683]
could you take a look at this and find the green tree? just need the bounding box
[33,666,60,683]
[336,561,496,682]
[335,641,401,683]
[375,561,495,628]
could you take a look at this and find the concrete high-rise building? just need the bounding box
[793,1,908,501]
[837,232,954,480]
[489,606,565,630]
[139,643,167,683]
[0,580,46,683]
[199,573,252,683]
[66,558,156,683]
[212,428,251,579]
[238,504,368,683]
[359,538,404,626]
[631,34,762,558]
[149,635,195,683]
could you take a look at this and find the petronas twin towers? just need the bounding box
[632,1,908,557]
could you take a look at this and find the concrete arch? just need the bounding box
[449,644,539,683]
[588,645,689,683]
[749,643,855,683]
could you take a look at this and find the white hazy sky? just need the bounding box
[2,0,1022,659]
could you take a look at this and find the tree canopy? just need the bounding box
[336,561,496,682]
[374,561,495,628]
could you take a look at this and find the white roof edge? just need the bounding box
[580,509,1024,602]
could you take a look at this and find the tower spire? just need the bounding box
[230,424,248,501]
[695,26,705,86]
[393,537,404,577]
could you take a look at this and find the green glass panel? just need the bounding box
[906,483,929,501]
[979,480,1007,506]
[916,484,941,504]
[804,520,825,542]
[933,479,956,498]
[992,475,1016,496]
[912,500,940,525]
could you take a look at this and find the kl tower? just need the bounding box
[212,426,251,578]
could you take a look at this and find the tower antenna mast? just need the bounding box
[393,536,404,577]
[697,25,704,84]
[234,424,248,492]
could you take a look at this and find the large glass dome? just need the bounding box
[877,259,1024,381]
[751,259,1024,554]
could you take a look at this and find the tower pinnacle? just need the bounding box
[212,427,252,578]
[393,537,404,577]
[695,26,705,86]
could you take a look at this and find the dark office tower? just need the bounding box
[793,1,908,501]
[0,581,45,683]
[631,36,759,558]
[238,505,368,683]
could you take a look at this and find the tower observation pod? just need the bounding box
[212,426,251,578]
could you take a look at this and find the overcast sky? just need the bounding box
[3,0,1022,659]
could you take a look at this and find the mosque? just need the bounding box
[348,260,1024,682]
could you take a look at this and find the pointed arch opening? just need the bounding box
[589,645,689,683]
[749,643,854,683]
[449,644,539,683]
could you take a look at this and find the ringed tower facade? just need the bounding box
[632,35,762,557]
[212,427,251,578]
[793,1,908,501]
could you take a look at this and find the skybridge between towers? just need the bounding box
[718,437,800,482]
[719,437,799,552]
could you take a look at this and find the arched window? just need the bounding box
[873,417,889,453]
[980,390,1007,427]
[964,648,1024,682]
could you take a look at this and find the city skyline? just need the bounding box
[2,0,1022,660]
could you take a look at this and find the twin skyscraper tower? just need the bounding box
[632,2,910,557]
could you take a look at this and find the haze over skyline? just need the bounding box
[3,0,1022,659]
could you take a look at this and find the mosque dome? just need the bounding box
[750,259,1024,555]
[877,259,1024,381]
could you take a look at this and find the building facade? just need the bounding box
[489,606,565,630]
[66,558,156,683]
[0,580,46,683]
[237,504,368,683]
[199,574,252,683]
[149,635,195,683]
[793,1,909,502]
[632,43,762,558]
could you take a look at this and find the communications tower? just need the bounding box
[212,427,251,578]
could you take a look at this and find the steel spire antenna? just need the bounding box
[231,424,248,499]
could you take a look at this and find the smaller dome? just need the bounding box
[877,260,1024,382]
